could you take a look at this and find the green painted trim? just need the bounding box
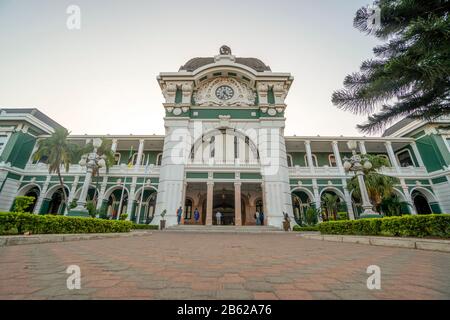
[190,109,260,119]
[213,172,235,180]
[186,172,208,179]
[6,172,21,181]
[240,173,262,180]
[431,176,448,184]
[317,179,341,185]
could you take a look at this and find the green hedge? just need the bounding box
[0,212,133,235]
[318,214,450,238]
[132,224,158,230]
[293,225,319,232]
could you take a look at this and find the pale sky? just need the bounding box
[0,0,380,137]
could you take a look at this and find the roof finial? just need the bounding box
[219,45,232,55]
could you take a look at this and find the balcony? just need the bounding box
[23,163,161,176]
[288,165,428,178]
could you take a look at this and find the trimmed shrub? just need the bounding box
[0,212,133,235]
[318,214,450,238]
[293,225,319,232]
[132,224,158,230]
[337,212,349,220]
[12,196,36,213]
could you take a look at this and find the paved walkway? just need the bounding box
[1,232,449,299]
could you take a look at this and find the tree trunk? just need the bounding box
[57,166,68,215]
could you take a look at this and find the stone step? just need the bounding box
[164,225,284,234]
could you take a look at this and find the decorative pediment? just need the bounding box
[193,77,256,107]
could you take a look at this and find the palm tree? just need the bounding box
[82,138,116,207]
[322,193,339,221]
[33,128,80,214]
[379,194,412,216]
[347,154,398,212]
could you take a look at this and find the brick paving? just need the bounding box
[0,232,449,300]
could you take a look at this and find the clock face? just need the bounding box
[215,85,234,100]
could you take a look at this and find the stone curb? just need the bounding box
[297,233,450,253]
[0,231,153,247]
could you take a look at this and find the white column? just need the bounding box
[96,176,108,210]
[126,177,137,218]
[332,141,344,174]
[234,182,242,226]
[34,176,51,214]
[400,178,417,214]
[410,142,425,167]
[27,140,40,165]
[206,181,214,225]
[136,139,145,166]
[385,141,401,173]
[181,182,187,224]
[359,141,367,155]
[111,139,118,153]
[304,140,315,173]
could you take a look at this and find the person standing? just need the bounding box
[255,211,260,225]
[216,211,222,225]
[260,211,264,226]
[194,208,200,224]
[176,206,183,225]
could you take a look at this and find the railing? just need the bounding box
[23,163,161,176]
[288,165,428,178]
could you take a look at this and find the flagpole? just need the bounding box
[117,176,127,220]
[137,157,150,224]
[117,145,135,220]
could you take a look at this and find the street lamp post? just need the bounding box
[343,140,379,218]
[70,138,106,217]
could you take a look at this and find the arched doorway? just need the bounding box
[213,186,234,225]
[16,184,41,213]
[24,187,40,213]
[134,187,157,224]
[320,189,345,221]
[105,188,129,219]
[291,189,313,225]
[47,186,70,215]
[412,190,432,214]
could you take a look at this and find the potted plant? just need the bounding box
[160,209,167,230]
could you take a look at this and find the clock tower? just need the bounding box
[153,46,295,228]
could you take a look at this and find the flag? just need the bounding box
[127,145,134,168]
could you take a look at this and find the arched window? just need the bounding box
[156,153,163,166]
[287,154,293,167]
[114,153,121,165]
[329,154,337,167]
[210,136,215,158]
[412,190,432,214]
[304,154,318,167]
[396,149,414,167]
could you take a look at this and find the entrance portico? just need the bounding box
[184,181,263,226]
